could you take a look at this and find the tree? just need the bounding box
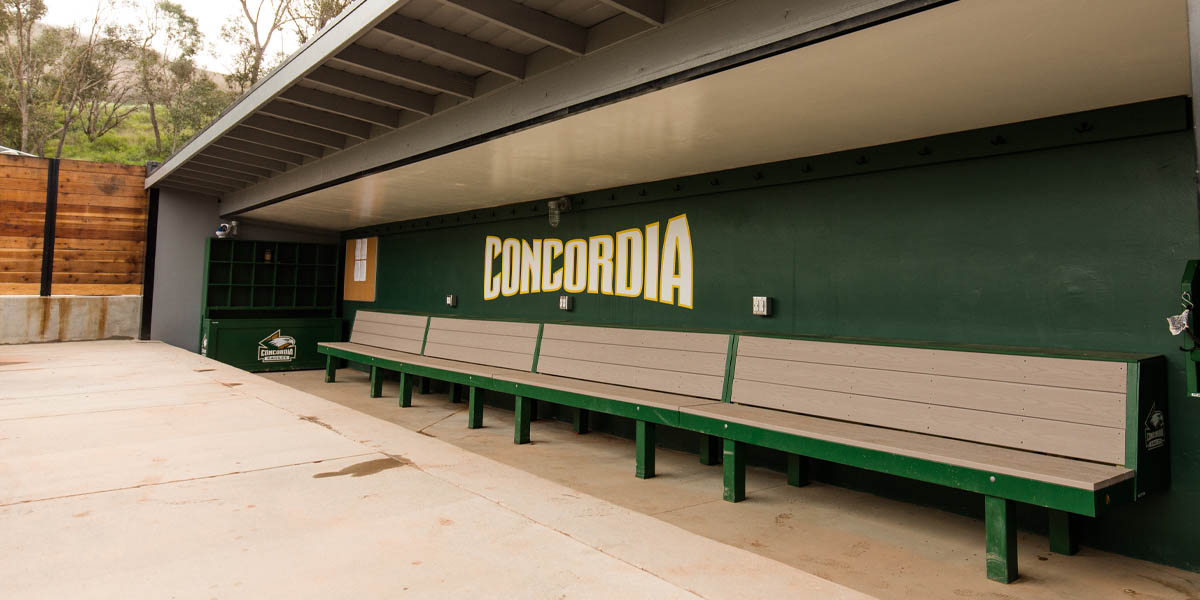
[222,0,290,94]
[0,0,52,153]
[132,0,201,155]
[287,0,350,44]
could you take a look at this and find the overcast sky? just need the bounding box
[43,0,302,75]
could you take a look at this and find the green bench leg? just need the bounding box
[369,366,383,398]
[467,386,483,429]
[514,396,532,444]
[324,355,337,383]
[398,371,412,408]
[635,421,656,479]
[985,496,1018,583]
[419,376,431,395]
[573,408,590,434]
[787,454,809,487]
[699,434,721,465]
[723,439,745,502]
[449,383,462,403]
[1049,509,1077,556]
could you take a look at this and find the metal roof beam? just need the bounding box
[157,181,222,197]
[305,66,437,115]
[169,173,236,192]
[332,44,475,99]
[176,167,254,187]
[278,86,400,127]
[216,132,316,162]
[376,14,525,80]
[204,144,292,171]
[178,162,260,183]
[598,0,664,25]
[190,155,274,178]
[439,0,586,55]
[259,100,375,139]
[242,114,347,149]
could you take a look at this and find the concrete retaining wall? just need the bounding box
[0,296,141,344]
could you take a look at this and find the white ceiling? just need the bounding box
[243,0,1192,231]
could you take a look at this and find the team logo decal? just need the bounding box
[258,330,297,363]
[1144,404,1166,451]
[483,213,694,308]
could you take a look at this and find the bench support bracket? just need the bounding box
[467,386,483,429]
[573,408,590,434]
[636,421,656,479]
[723,439,746,502]
[514,396,532,444]
[788,454,809,487]
[324,355,337,383]
[985,496,1018,583]
[369,366,383,398]
[1049,509,1077,556]
[398,371,412,408]
[699,435,721,465]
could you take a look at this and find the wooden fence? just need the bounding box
[0,155,147,296]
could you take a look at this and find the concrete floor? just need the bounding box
[261,367,1200,600]
[0,340,865,599]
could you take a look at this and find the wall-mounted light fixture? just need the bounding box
[548,197,571,228]
[752,296,772,317]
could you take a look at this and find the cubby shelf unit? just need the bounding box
[202,239,339,315]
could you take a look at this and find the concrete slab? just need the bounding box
[265,367,1200,600]
[0,340,867,599]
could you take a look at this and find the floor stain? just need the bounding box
[299,415,335,431]
[194,368,215,373]
[0,361,27,367]
[312,456,411,479]
[219,382,242,388]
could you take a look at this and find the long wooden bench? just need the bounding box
[317,311,1168,583]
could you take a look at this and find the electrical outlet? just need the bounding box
[559,295,574,311]
[752,296,772,316]
[446,294,457,307]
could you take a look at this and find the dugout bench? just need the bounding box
[318,311,1169,583]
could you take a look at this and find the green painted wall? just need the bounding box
[346,103,1199,570]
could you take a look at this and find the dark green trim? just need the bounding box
[419,316,431,354]
[723,438,746,502]
[324,354,336,383]
[679,411,1121,516]
[514,396,532,444]
[635,421,656,479]
[721,335,739,403]
[985,496,1018,583]
[369,365,382,398]
[1049,510,1078,556]
[499,378,693,427]
[467,386,482,429]
[399,371,413,407]
[531,323,544,373]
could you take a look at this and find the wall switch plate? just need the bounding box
[446,294,457,307]
[752,296,772,316]
[559,295,574,311]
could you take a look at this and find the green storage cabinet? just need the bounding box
[199,238,343,372]
[200,316,341,372]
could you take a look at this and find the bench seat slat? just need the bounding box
[540,342,727,376]
[734,355,1126,428]
[350,321,425,341]
[492,371,718,411]
[542,324,727,352]
[348,332,423,354]
[353,312,428,328]
[733,379,1124,464]
[736,336,1127,393]
[681,403,1133,491]
[425,328,542,354]
[537,355,725,400]
[429,317,539,338]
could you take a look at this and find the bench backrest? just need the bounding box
[423,317,540,371]
[538,324,729,399]
[732,336,1129,464]
[348,311,427,354]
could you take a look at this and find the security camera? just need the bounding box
[215,220,239,238]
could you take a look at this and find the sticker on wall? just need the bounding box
[1144,403,1166,451]
[483,213,694,308]
[258,330,297,363]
